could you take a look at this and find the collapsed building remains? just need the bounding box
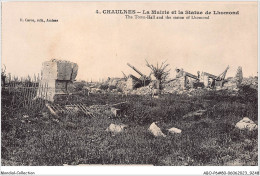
[174,66,230,89]
[126,63,151,90]
[36,59,78,101]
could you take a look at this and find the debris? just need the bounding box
[52,118,60,123]
[110,101,128,107]
[105,123,127,133]
[126,63,151,89]
[163,78,184,93]
[201,66,229,88]
[176,68,199,89]
[46,103,58,117]
[45,103,95,117]
[241,76,258,90]
[148,122,166,137]
[183,109,206,119]
[223,77,238,90]
[23,115,29,119]
[235,117,258,131]
[36,59,78,101]
[65,105,80,113]
[111,107,121,117]
[168,127,182,134]
[131,86,152,95]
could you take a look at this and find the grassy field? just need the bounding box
[1,85,258,166]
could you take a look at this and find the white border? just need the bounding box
[0,0,259,175]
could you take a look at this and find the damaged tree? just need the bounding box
[146,60,170,90]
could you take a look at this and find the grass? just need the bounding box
[1,85,258,166]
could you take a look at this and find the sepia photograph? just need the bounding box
[1,1,258,175]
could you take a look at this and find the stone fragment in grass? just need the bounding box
[183,109,206,119]
[235,117,258,131]
[168,127,182,134]
[111,107,121,117]
[148,122,166,137]
[106,123,127,133]
[23,115,29,119]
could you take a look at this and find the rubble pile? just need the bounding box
[116,80,127,92]
[241,77,258,89]
[99,77,127,92]
[223,77,239,90]
[90,76,258,96]
[162,79,183,94]
[131,85,152,95]
[106,78,125,87]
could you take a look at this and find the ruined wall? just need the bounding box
[200,73,209,87]
[126,77,134,90]
[36,59,78,101]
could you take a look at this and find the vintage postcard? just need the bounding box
[1,1,258,175]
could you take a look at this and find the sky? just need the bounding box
[1,2,258,81]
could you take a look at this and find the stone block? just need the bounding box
[36,59,78,101]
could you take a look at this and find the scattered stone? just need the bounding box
[111,107,121,117]
[106,123,127,133]
[23,115,29,119]
[168,127,182,134]
[148,122,166,137]
[183,109,206,119]
[52,118,60,123]
[235,117,258,131]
